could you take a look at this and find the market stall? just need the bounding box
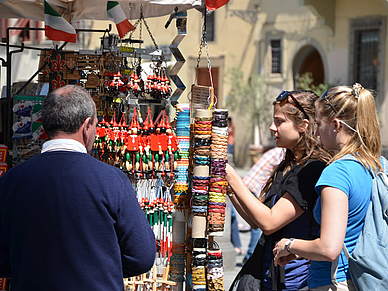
[0,1,231,290]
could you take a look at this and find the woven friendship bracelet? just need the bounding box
[209,202,226,207]
[208,188,227,194]
[195,122,212,127]
[210,144,228,151]
[193,176,210,180]
[207,261,223,268]
[192,201,208,208]
[209,177,226,183]
[192,186,209,191]
[214,109,228,117]
[207,266,223,273]
[213,114,227,121]
[195,116,212,122]
[208,213,225,224]
[208,192,226,199]
[194,134,212,139]
[195,120,212,125]
[210,180,228,186]
[209,184,227,189]
[213,120,228,127]
[194,155,210,161]
[211,133,228,141]
[207,252,222,259]
[208,205,226,210]
[194,149,211,156]
[211,158,227,164]
[172,243,186,253]
[208,209,226,214]
[208,198,226,203]
[195,130,212,135]
[211,169,227,175]
[211,153,227,159]
[212,127,228,135]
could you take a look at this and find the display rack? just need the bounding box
[1,8,231,291]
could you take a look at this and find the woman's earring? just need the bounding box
[333,129,337,133]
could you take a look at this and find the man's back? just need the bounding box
[0,151,155,290]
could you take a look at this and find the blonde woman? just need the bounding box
[273,84,382,291]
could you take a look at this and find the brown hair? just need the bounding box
[316,85,381,172]
[259,90,331,201]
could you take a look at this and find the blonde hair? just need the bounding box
[316,85,382,172]
[259,90,331,201]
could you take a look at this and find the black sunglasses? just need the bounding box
[319,90,337,113]
[276,90,309,120]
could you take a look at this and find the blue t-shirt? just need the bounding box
[308,159,371,288]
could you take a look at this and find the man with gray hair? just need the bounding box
[0,85,155,290]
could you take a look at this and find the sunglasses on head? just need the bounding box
[319,90,337,113]
[276,90,309,120]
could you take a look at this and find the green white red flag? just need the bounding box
[107,1,136,39]
[44,0,76,43]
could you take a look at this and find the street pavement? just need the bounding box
[223,221,251,290]
[223,167,251,290]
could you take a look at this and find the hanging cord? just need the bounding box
[127,15,141,41]
[139,15,142,49]
[195,34,204,85]
[127,5,160,54]
[195,13,214,89]
[142,13,159,51]
[204,35,213,89]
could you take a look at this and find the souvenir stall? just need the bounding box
[1,1,231,290]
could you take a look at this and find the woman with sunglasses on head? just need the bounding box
[227,90,330,291]
[273,84,382,290]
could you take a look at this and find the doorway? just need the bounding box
[294,46,324,88]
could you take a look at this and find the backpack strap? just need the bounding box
[331,154,388,286]
[342,244,350,260]
[378,158,388,187]
[331,256,340,287]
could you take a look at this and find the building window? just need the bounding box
[271,40,281,74]
[354,29,379,90]
[206,11,215,42]
[350,18,385,92]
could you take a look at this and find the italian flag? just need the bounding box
[107,1,135,39]
[44,0,76,43]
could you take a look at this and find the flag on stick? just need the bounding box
[107,1,136,38]
[44,0,77,43]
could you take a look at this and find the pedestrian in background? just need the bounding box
[274,84,381,290]
[227,90,330,290]
[227,117,235,158]
[227,117,244,255]
[0,85,156,290]
[242,146,284,264]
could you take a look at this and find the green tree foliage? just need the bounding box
[226,67,272,144]
[297,72,329,96]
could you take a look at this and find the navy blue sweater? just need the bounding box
[0,151,155,290]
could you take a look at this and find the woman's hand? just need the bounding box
[273,238,293,266]
[225,163,236,179]
[276,253,298,267]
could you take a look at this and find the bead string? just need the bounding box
[170,104,190,283]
